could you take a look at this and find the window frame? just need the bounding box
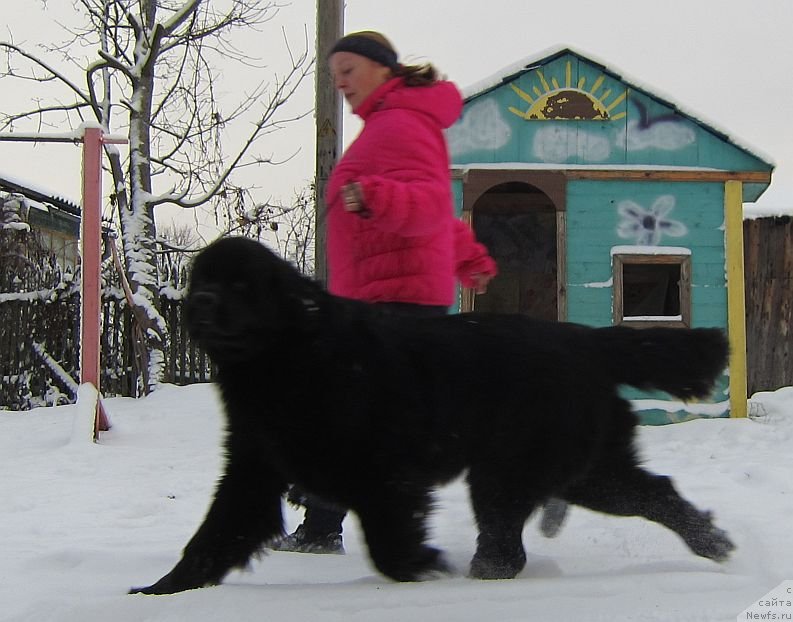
[612,252,692,328]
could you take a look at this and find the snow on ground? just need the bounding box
[1,383,791,622]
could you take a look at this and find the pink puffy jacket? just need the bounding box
[325,77,497,306]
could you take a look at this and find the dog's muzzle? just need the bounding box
[187,291,219,329]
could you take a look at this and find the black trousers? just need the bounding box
[292,301,448,537]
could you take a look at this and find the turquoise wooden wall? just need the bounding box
[565,179,730,424]
[565,180,726,328]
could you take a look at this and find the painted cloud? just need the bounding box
[619,118,696,151]
[447,99,511,156]
[533,125,611,163]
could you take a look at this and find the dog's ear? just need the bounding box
[251,242,327,330]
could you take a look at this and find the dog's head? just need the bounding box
[186,237,324,365]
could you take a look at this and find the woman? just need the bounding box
[274,30,497,554]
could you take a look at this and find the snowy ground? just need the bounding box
[1,382,791,622]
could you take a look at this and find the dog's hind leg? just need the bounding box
[564,463,734,563]
[355,486,450,582]
[467,468,537,579]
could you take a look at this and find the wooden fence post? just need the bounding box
[313,0,344,284]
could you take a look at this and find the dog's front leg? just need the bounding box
[131,453,287,595]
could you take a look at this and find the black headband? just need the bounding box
[329,34,399,69]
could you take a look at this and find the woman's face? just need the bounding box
[329,51,392,110]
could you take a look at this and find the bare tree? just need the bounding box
[157,221,200,284]
[1,0,313,393]
[270,183,315,276]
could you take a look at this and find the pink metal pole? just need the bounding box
[80,126,110,437]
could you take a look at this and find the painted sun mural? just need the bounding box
[509,60,627,121]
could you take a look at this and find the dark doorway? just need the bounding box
[471,182,558,320]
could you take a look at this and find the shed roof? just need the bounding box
[461,45,775,177]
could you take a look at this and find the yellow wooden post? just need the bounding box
[725,180,747,417]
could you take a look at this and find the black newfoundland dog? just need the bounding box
[131,236,734,594]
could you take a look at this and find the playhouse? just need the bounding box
[446,47,774,424]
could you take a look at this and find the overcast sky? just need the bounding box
[2,0,791,236]
[343,0,792,210]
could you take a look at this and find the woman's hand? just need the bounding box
[470,273,493,294]
[342,182,365,212]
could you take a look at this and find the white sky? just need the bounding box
[2,0,791,236]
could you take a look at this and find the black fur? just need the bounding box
[130,236,734,594]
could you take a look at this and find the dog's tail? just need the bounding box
[590,326,729,400]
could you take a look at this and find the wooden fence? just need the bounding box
[0,285,213,410]
[744,216,793,396]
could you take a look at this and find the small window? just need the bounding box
[613,253,691,327]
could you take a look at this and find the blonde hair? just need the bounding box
[395,61,439,86]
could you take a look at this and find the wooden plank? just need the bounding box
[557,210,567,320]
[313,0,343,285]
[454,169,771,184]
[563,169,770,183]
[724,181,747,417]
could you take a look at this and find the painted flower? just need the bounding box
[616,195,687,245]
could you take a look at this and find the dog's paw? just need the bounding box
[129,584,167,596]
[376,546,454,582]
[687,523,736,563]
[129,571,218,595]
[416,551,457,581]
[539,498,570,538]
[469,554,525,580]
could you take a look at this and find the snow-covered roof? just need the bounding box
[452,163,727,172]
[461,45,775,169]
[0,173,80,216]
[743,204,793,220]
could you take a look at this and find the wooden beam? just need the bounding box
[725,180,748,418]
[556,210,567,320]
[314,0,344,285]
[563,169,771,183]
[451,168,771,184]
